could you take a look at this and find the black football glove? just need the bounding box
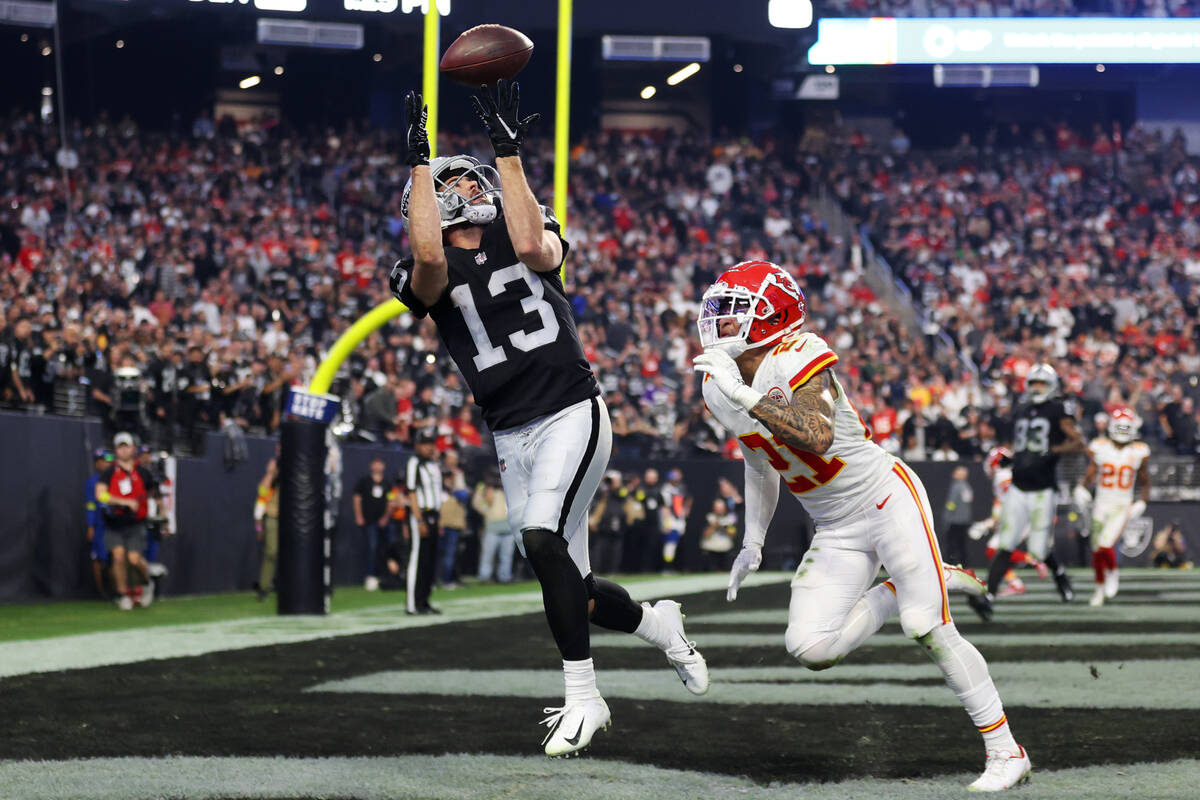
[405,90,430,168]
[471,79,539,159]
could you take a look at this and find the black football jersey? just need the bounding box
[392,209,599,431]
[1010,398,1070,491]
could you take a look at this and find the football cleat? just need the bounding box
[117,595,133,611]
[1053,570,1074,603]
[653,600,710,695]
[997,576,1026,598]
[1089,587,1105,607]
[943,564,986,596]
[137,580,155,608]
[541,696,611,758]
[967,593,994,623]
[968,745,1032,792]
[1104,569,1119,600]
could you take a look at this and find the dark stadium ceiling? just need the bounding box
[66,0,804,42]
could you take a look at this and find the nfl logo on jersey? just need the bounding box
[475,252,488,265]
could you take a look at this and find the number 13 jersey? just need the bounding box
[702,332,894,524]
[392,210,599,431]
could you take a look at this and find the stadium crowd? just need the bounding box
[1,109,1199,467]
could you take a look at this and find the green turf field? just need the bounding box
[2,568,1198,799]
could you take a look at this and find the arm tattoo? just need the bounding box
[749,370,835,454]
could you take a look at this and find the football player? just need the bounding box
[693,260,1030,792]
[1073,407,1150,606]
[968,446,1048,600]
[972,364,1086,620]
[391,85,708,758]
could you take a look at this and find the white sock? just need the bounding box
[563,658,599,703]
[920,623,1018,753]
[633,601,670,650]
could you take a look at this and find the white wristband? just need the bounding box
[730,384,764,411]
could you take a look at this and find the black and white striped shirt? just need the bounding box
[406,455,444,512]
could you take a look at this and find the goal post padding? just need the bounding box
[277,418,329,615]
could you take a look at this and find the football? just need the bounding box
[439,24,534,87]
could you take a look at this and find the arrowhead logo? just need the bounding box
[563,719,586,747]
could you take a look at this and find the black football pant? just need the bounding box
[407,510,439,613]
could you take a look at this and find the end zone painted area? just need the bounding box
[0,755,1195,800]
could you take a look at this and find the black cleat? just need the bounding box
[967,593,994,622]
[1054,571,1074,603]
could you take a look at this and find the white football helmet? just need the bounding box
[1108,407,1141,444]
[1024,363,1060,404]
[400,155,501,230]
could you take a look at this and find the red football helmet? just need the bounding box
[1108,407,1140,444]
[697,260,807,356]
[984,446,1013,479]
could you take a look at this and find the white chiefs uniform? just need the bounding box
[1087,437,1150,548]
[704,331,954,645]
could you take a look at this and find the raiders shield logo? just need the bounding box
[767,387,788,405]
[475,252,488,266]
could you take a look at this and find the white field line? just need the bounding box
[0,573,786,679]
[306,659,1200,710]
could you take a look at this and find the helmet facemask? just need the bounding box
[1109,411,1140,444]
[697,288,758,357]
[400,155,503,231]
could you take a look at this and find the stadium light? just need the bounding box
[115,39,124,49]
[768,0,813,30]
[372,52,382,62]
[1096,63,1106,72]
[640,85,657,99]
[239,75,262,89]
[666,62,700,86]
[274,65,285,75]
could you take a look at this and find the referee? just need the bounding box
[405,428,444,615]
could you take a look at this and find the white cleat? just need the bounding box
[1104,569,1119,600]
[117,595,133,611]
[1089,587,1105,607]
[653,600,710,695]
[968,746,1032,792]
[541,696,611,758]
[944,564,987,596]
[138,580,155,608]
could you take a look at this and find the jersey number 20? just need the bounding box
[451,264,560,371]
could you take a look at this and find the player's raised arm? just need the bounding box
[472,80,562,273]
[403,91,449,307]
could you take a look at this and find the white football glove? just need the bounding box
[727,545,762,602]
[693,350,763,411]
[967,519,992,541]
[1128,500,1146,520]
[1072,484,1093,511]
